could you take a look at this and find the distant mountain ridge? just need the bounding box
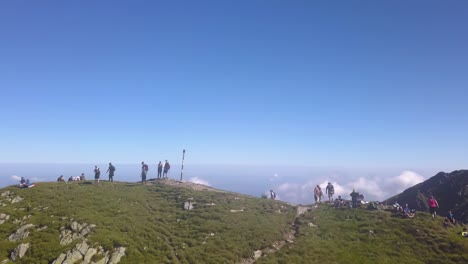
[385,169,468,223]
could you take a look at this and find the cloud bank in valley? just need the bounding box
[11,175,21,181]
[186,177,211,186]
[271,171,426,204]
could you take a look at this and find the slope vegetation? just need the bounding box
[0,180,296,263]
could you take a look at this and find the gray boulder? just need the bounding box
[11,196,24,204]
[1,191,12,197]
[83,247,97,263]
[52,253,66,264]
[10,243,29,261]
[108,247,126,264]
[8,224,34,242]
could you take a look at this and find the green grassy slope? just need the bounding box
[2,181,467,264]
[257,205,468,264]
[0,181,295,264]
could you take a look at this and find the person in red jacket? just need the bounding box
[428,196,439,219]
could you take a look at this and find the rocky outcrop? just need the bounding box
[59,221,96,245]
[253,250,262,260]
[52,240,126,264]
[10,243,29,261]
[108,247,126,264]
[11,196,24,204]
[8,223,34,242]
[1,191,12,197]
[0,214,10,225]
[183,201,194,210]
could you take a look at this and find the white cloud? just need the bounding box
[269,173,280,182]
[11,175,21,181]
[270,170,426,204]
[389,171,424,191]
[186,177,211,186]
[347,177,386,201]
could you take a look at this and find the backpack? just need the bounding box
[167,164,170,170]
[144,164,149,171]
[111,165,115,172]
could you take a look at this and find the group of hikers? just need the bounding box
[309,182,464,231]
[17,177,34,189]
[141,160,171,184]
[55,161,171,185]
[313,182,335,204]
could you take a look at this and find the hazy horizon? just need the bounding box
[1,162,462,204]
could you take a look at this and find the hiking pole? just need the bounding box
[180,149,186,182]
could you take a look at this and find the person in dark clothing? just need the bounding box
[163,160,170,179]
[107,163,115,182]
[157,161,163,179]
[94,166,101,184]
[270,190,276,200]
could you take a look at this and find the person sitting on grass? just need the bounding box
[462,228,468,237]
[18,177,27,188]
[403,204,415,218]
[334,196,344,208]
[393,202,403,213]
[445,211,456,225]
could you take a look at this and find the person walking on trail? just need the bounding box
[107,163,116,182]
[94,166,101,184]
[326,182,335,203]
[314,185,322,204]
[157,161,163,179]
[163,160,170,179]
[428,196,439,219]
[141,161,149,184]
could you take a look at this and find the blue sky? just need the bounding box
[1,1,467,171]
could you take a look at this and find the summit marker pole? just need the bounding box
[180,149,186,182]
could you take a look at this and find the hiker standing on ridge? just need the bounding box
[157,161,163,179]
[428,195,439,219]
[141,161,149,184]
[94,166,101,184]
[314,185,322,205]
[326,182,335,203]
[270,190,276,200]
[107,163,116,182]
[163,160,170,179]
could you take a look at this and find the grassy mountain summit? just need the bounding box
[0,180,295,264]
[0,179,467,263]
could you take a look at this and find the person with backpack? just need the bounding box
[163,160,170,179]
[326,182,335,203]
[94,166,101,184]
[107,163,116,182]
[428,196,439,219]
[157,161,163,179]
[141,161,149,184]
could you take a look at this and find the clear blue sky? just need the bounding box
[1,1,467,168]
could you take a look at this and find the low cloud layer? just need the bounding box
[186,177,211,186]
[271,171,426,204]
[11,175,21,181]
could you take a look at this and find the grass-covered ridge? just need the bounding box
[1,180,468,263]
[0,180,295,263]
[257,205,468,264]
